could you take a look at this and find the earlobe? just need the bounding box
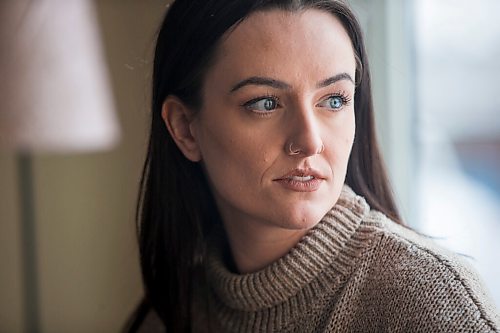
[161,96,202,162]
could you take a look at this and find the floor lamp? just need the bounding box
[0,1,120,332]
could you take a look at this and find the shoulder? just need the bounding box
[358,209,500,331]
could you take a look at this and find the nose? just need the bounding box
[285,104,324,157]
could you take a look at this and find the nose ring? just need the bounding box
[287,142,325,155]
[288,142,301,155]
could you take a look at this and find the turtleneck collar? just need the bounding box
[206,184,373,312]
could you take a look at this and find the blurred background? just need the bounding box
[0,0,498,332]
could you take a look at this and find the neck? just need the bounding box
[222,218,308,274]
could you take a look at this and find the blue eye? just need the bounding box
[244,97,278,113]
[317,94,350,110]
[328,96,343,109]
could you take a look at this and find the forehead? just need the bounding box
[207,9,356,87]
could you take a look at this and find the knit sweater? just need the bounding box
[140,185,500,332]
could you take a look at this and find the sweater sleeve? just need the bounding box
[370,221,500,333]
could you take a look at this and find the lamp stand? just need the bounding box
[18,153,40,333]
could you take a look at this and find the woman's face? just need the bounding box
[190,9,356,230]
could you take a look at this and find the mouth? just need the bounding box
[275,168,325,181]
[273,169,325,192]
[286,175,316,182]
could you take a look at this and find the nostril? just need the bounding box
[287,142,302,156]
[284,140,324,157]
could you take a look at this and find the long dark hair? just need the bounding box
[133,0,402,331]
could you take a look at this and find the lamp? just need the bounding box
[0,1,120,332]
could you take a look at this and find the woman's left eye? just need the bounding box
[317,95,349,110]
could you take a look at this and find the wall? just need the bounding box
[0,1,167,332]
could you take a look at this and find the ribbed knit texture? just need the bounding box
[198,185,500,332]
[139,185,500,332]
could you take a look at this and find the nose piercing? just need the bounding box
[287,142,325,155]
[288,142,301,155]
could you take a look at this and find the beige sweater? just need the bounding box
[142,185,500,332]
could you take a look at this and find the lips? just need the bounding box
[275,168,325,181]
[273,168,325,192]
[287,175,315,182]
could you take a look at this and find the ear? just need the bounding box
[161,95,201,162]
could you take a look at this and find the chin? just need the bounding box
[272,202,332,231]
[270,186,344,230]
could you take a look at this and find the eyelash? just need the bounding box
[322,90,352,108]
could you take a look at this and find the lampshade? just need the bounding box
[0,0,120,153]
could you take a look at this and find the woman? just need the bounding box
[129,0,500,331]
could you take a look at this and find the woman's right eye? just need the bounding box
[243,97,279,113]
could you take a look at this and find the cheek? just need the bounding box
[347,119,356,150]
[328,111,356,161]
[194,116,269,189]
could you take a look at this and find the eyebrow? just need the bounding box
[229,72,354,93]
[316,73,354,88]
[230,77,291,92]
